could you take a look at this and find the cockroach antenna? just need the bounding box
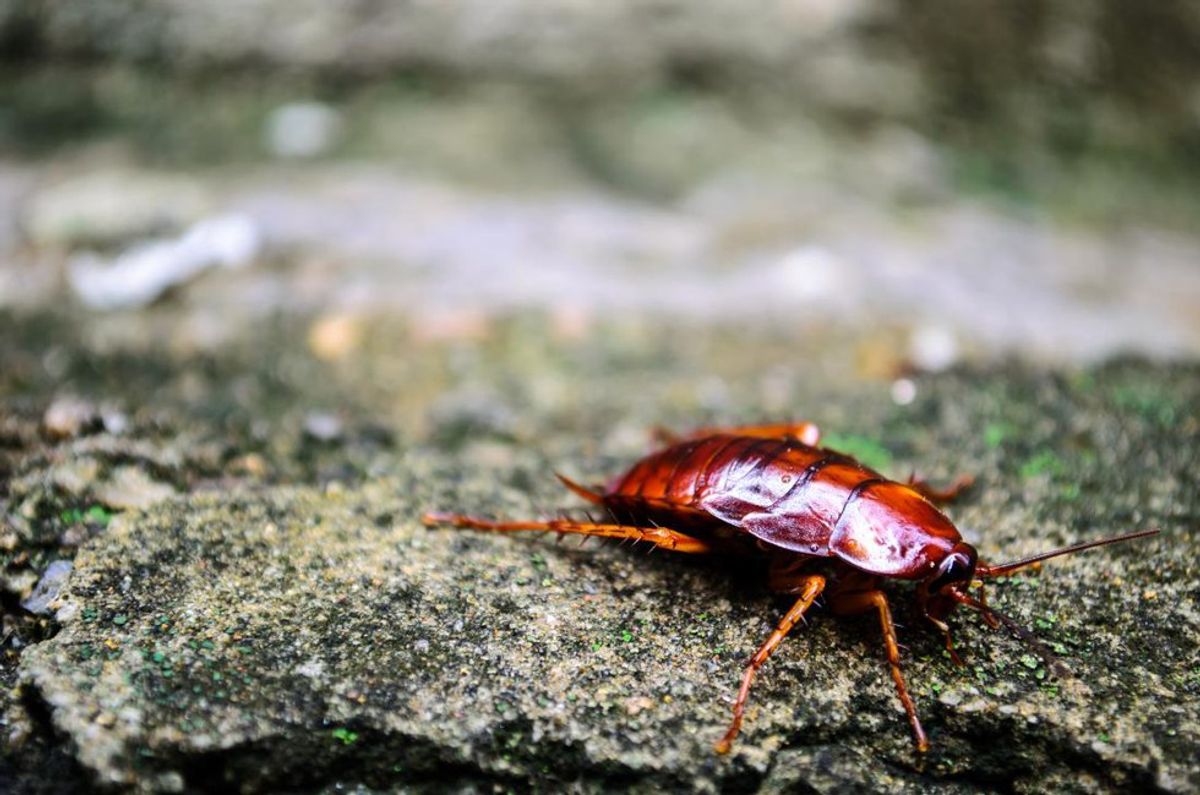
[978,529,1159,578]
[951,590,1068,676]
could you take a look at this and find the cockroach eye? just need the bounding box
[930,545,977,592]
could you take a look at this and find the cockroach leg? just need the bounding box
[649,425,684,446]
[907,474,975,505]
[830,588,929,753]
[555,473,605,504]
[766,556,814,593]
[665,422,822,448]
[420,512,715,554]
[925,614,964,665]
[714,574,826,754]
[972,581,1000,629]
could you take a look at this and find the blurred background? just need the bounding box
[2,5,1199,791]
[1,0,1198,374]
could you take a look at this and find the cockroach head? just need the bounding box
[925,542,977,596]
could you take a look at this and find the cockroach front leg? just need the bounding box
[924,614,964,665]
[421,513,716,554]
[829,587,929,753]
[715,574,826,754]
[655,422,821,448]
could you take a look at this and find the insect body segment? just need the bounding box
[422,423,1158,754]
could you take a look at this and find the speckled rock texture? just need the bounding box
[5,316,1196,793]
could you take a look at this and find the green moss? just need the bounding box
[1111,385,1179,425]
[984,422,1013,448]
[822,433,894,473]
[1020,450,1065,479]
[60,505,113,526]
[331,727,359,746]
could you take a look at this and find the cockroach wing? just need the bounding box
[828,483,960,578]
[739,511,832,555]
[725,460,870,555]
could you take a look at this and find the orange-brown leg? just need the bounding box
[829,588,929,752]
[973,581,1000,629]
[908,473,975,505]
[555,472,604,504]
[714,574,825,754]
[924,614,964,665]
[655,422,821,448]
[421,512,715,554]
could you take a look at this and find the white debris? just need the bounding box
[303,411,344,442]
[909,324,959,371]
[265,102,343,159]
[68,214,260,310]
[772,245,844,301]
[22,560,73,616]
[890,377,917,405]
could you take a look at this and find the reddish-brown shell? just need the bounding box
[602,434,962,578]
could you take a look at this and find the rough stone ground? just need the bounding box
[2,5,1199,787]
[1,313,1196,793]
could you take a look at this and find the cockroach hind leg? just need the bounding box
[421,510,485,527]
[421,514,714,553]
[650,425,683,446]
[670,422,821,447]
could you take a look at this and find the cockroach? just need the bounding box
[422,422,1158,753]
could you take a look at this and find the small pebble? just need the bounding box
[303,412,344,442]
[101,410,129,434]
[308,313,363,361]
[43,397,99,439]
[21,560,73,615]
[94,466,176,510]
[890,378,917,405]
[59,526,89,547]
[265,102,343,159]
[909,325,959,371]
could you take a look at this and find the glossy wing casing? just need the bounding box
[604,434,962,578]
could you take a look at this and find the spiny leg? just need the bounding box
[421,512,715,554]
[907,473,975,505]
[829,588,929,752]
[714,574,825,754]
[654,422,821,448]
